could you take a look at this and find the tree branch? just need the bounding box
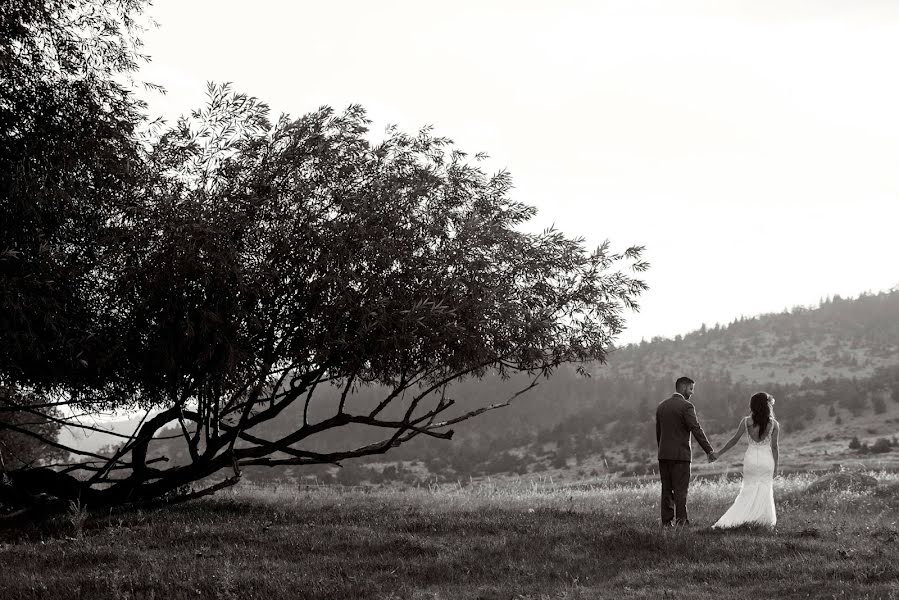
[424,372,541,429]
[0,421,114,463]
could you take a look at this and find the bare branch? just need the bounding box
[177,405,199,462]
[425,372,541,430]
[337,374,355,415]
[367,369,413,418]
[56,456,169,475]
[86,408,154,484]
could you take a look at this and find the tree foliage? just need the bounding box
[1,0,151,487]
[1,0,150,389]
[1,2,648,511]
[75,85,646,507]
[0,389,66,471]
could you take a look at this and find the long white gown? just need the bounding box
[713,417,777,528]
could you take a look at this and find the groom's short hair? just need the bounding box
[675,376,695,389]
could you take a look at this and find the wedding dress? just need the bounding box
[712,417,776,528]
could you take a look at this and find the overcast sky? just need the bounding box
[136,0,899,346]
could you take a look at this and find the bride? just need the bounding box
[711,392,779,528]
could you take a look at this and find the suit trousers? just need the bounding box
[658,459,691,525]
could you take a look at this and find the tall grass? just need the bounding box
[1,472,898,599]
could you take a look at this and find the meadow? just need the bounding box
[2,472,899,600]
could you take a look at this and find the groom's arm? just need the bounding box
[683,402,714,455]
[655,412,661,447]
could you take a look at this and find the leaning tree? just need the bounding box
[1,3,648,513]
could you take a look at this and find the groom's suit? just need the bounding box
[656,393,714,525]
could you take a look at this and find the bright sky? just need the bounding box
[136,0,899,346]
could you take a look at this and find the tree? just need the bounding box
[551,453,569,470]
[2,0,153,502]
[870,438,892,454]
[1,0,150,388]
[0,389,67,470]
[2,72,648,510]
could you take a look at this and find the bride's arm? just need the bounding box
[771,420,780,473]
[716,417,747,457]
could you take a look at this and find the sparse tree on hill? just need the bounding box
[870,438,892,454]
[551,453,568,470]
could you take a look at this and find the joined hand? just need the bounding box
[707,451,718,463]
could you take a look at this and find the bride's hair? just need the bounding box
[749,392,774,437]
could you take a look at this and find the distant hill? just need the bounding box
[82,289,899,486]
[320,288,899,485]
[57,415,149,455]
[601,291,899,385]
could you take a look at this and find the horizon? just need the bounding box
[619,283,899,346]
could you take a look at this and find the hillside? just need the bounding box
[303,288,899,486]
[96,289,899,486]
[602,290,899,384]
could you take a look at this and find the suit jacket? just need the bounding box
[656,393,714,461]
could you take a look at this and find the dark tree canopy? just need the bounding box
[1,0,150,389]
[1,0,648,513]
[1,0,152,506]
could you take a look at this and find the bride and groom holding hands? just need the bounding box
[656,376,779,528]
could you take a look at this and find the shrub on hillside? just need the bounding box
[871,438,893,454]
[550,453,568,469]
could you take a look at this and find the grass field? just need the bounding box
[2,473,898,600]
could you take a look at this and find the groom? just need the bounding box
[656,376,716,526]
